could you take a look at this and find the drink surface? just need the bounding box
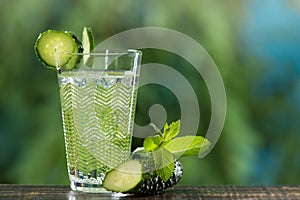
[58,70,138,189]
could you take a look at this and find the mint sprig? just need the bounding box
[143,119,211,181]
[143,119,180,152]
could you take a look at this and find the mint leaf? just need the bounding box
[163,136,211,158]
[143,135,162,152]
[162,120,180,141]
[152,148,174,182]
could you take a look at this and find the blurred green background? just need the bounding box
[1,0,300,185]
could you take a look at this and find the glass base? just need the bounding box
[70,181,133,197]
[70,180,111,193]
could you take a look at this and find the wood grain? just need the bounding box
[1,184,300,199]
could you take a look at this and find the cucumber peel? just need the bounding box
[82,26,95,65]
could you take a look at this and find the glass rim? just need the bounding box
[66,49,142,56]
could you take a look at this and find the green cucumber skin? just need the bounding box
[130,160,183,196]
[34,30,83,71]
[82,26,95,52]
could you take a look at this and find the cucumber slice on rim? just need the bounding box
[82,26,95,65]
[34,30,82,70]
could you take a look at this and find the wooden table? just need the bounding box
[1,185,300,199]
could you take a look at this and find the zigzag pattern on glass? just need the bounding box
[59,75,137,177]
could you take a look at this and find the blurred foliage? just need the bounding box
[0,0,300,185]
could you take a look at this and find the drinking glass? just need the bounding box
[57,49,142,193]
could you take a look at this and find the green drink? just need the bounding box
[58,51,141,193]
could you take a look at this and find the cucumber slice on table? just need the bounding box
[103,158,183,196]
[34,30,82,70]
[103,160,142,193]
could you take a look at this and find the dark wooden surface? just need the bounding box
[1,185,300,200]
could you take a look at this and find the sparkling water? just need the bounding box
[58,70,138,192]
